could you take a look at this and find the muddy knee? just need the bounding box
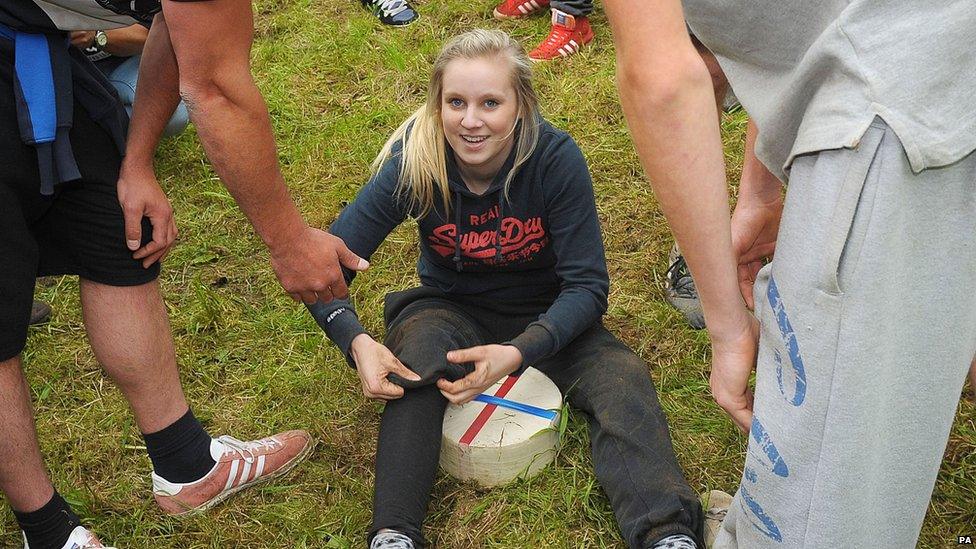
[386,310,480,388]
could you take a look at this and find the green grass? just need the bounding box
[5,1,976,547]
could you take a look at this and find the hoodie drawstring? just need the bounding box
[495,193,505,262]
[453,190,463,272]
[452,187,507,271]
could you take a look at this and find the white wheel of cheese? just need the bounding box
[440,367,562,487]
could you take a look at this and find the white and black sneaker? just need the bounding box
[370,531,414,549]
[702,489,733,548]
[23,526,116,549]
[361,0,419,26]
[664,243,706,330]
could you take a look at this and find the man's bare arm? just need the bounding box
[731,120,784,308]
[103,24,150,57]
[124,13,181,168]
[115,14,182,267]
[69,24,149,57]
[157,0,365,303]
[605,0,756,430]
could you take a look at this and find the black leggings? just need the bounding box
[370,288,704,548]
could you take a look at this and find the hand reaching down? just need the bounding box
[117,165,177,268]
[270,227,369,304]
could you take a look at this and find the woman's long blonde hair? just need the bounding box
[371,29,541,218]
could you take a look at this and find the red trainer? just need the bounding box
[529,10,593,61]
[493,0,550,19]
[152,430,313,516]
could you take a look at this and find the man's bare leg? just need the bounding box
[79,278,188,434]
[4,277,309,526]
[80,277,311,517]
[0,279,190,513]
[0,355,56,512]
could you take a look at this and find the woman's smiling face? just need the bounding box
[440,55,519,184]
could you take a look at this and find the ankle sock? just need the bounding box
[142,408,216,483]
[652,534,697,549]
[14,491,81,549]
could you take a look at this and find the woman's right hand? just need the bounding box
[350,334,421,400]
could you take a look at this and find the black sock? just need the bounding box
[14,491,81,549]
[142,408,216,483]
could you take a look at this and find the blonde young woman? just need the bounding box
[308,29,703,549]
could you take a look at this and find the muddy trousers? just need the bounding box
[715,120,976,548]
[369,292,704,548]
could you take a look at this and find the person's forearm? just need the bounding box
[153,0,362,301]
[104,24,149,57]
[308,299,366,367]
[121,15,181,172]
[609,7,749,336]
[178,63,305,249]
[738,119,782,201]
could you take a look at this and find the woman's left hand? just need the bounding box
[436,344,523,405]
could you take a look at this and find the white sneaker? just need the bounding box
[23,525,117,549]
[370,530,415,549]
[702,490,733,548]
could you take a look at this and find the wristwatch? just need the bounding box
[93,30,108,51]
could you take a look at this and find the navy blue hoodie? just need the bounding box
[308,118,609,370]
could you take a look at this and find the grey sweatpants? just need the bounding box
[715,119,976,548]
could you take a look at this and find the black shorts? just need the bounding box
[1,47,158,361]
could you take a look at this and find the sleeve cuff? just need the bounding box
[505,323,556,374]
[307,300,367,369]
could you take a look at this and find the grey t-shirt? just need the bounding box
[1,0,207,33]
[683,1,976,181]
